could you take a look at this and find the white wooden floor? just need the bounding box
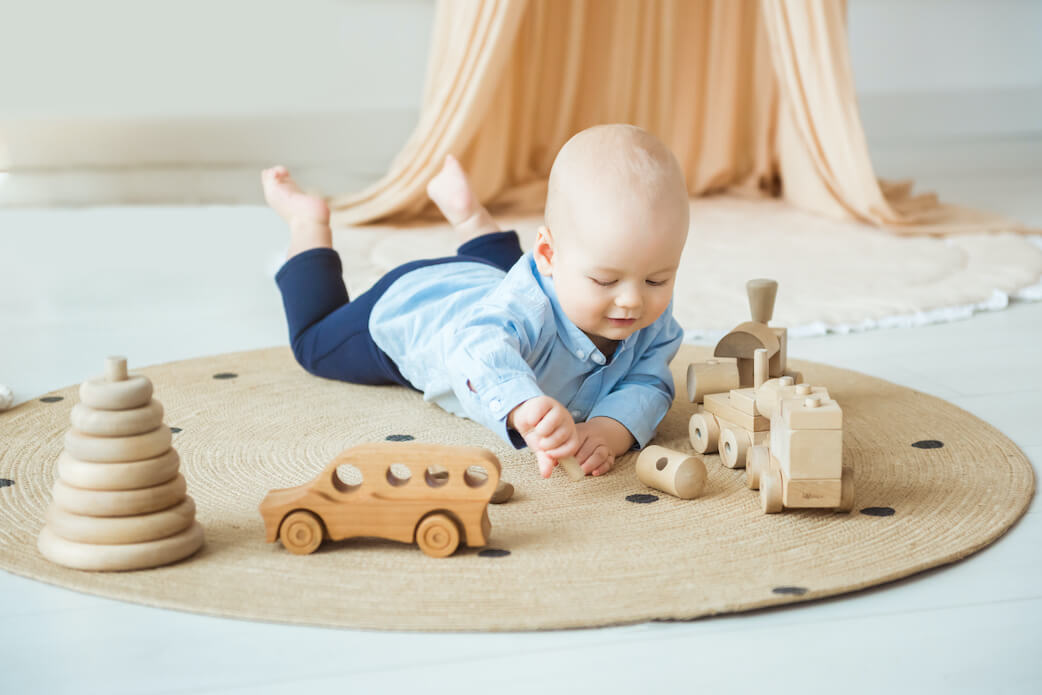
[1,139,1040,694]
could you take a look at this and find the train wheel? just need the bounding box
[416,513,461,558]
[280,511,324,555]
[837,467,855,512]
[688,409,719,454]
[746,445,770,490]
[760,467,783,514]
[719,427,750,469]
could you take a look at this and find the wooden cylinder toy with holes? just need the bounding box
[636,445,707,499]
[37,356,205,572]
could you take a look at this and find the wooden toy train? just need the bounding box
[686,280,854,514]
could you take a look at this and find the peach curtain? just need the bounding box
[329,0,1027,235]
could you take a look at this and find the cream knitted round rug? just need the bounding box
[0,345,1033,631]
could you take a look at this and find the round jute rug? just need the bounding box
[0,345,1033,631]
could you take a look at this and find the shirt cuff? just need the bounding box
[467,375,545,449]
[588,388,672,449]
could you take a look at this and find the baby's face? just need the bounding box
[536,193,688,349]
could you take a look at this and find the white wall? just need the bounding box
[1,0,1039,204]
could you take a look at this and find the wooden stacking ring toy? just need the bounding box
[64,426,172,463]
[57,450,180,491]
[70,399,164,437]
[78,357,153,410]
[51,474,187,517]
[45,498,197,545]
[37,521,204,572]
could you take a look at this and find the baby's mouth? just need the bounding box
[607,317,637,327]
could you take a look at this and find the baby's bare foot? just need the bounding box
[427,155,501,241]
[261,166,330,225]
[261,166,332,259]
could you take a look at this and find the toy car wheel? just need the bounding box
[416,512,461,558]
[746,445,769,490]
[279,511,324,555]
[759,467,783,514]
[688,409,719,454]
[837,467,855,513]
[719,427,749,469]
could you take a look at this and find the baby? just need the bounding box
[262,124,690,479]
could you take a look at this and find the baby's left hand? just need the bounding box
[573,421,615,477]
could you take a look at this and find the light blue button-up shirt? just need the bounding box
[369,251,683,449]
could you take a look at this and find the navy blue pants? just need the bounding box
[275,230,523,386]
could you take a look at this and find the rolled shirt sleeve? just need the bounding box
[444,297,551,448]
[587,313,684,448]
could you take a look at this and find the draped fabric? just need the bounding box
[329,0,1029,235]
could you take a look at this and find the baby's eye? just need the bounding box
[646,279,669,287]
[590,277,617,287]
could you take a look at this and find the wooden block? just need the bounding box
[688,407,720,454]
[736,357,754,388]
[636,445,706,499]
[755,379,826,419]
[746,279,778,324]
[770,427,843,480]
[64,426,171,463]
[781,395,843,430]
[759,459,784,513]
[704,392,770,432]
[782,477,842,508]
[753,348,768,388]
[57,449,180,491]
[70,399,164,437]
[45,497,196,545]
[490,480,514,504]
[770,326,788,377]
[37,521,204,571]
[559,456,585,481]
[714,321,780,360]
[726,387,759,416]
[686,358,739,404]
[51,474,187,517]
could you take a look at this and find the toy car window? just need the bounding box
[464,465,489,488]
[386,462,412,487]
[333,463,363,493]
[425,464,449,488]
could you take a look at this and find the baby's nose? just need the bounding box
[615,288,642,309]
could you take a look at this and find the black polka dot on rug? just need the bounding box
[912,440,944,449]
[385,434,415,442]
[478,549,511,558]
[170,427,182,434]
[861,507,896,517]
[213,372,238,380]
[772,586,808,596]
[0,479,13,489]
[626,493,659,504]
[40,396,64,403]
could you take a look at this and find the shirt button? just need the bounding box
[574,348,584,359]
[592,353,605,365]
[489,398,502,412]
[571,409,582,418]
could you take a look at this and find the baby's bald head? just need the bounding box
[544,124,689,248]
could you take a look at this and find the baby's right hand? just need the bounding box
[509,396,580,478]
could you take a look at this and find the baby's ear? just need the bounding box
[533,225,554,276]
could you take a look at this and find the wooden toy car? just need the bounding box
[744,377,854,514]
[259,442,501,557]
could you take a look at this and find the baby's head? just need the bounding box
[535,124,689,349]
